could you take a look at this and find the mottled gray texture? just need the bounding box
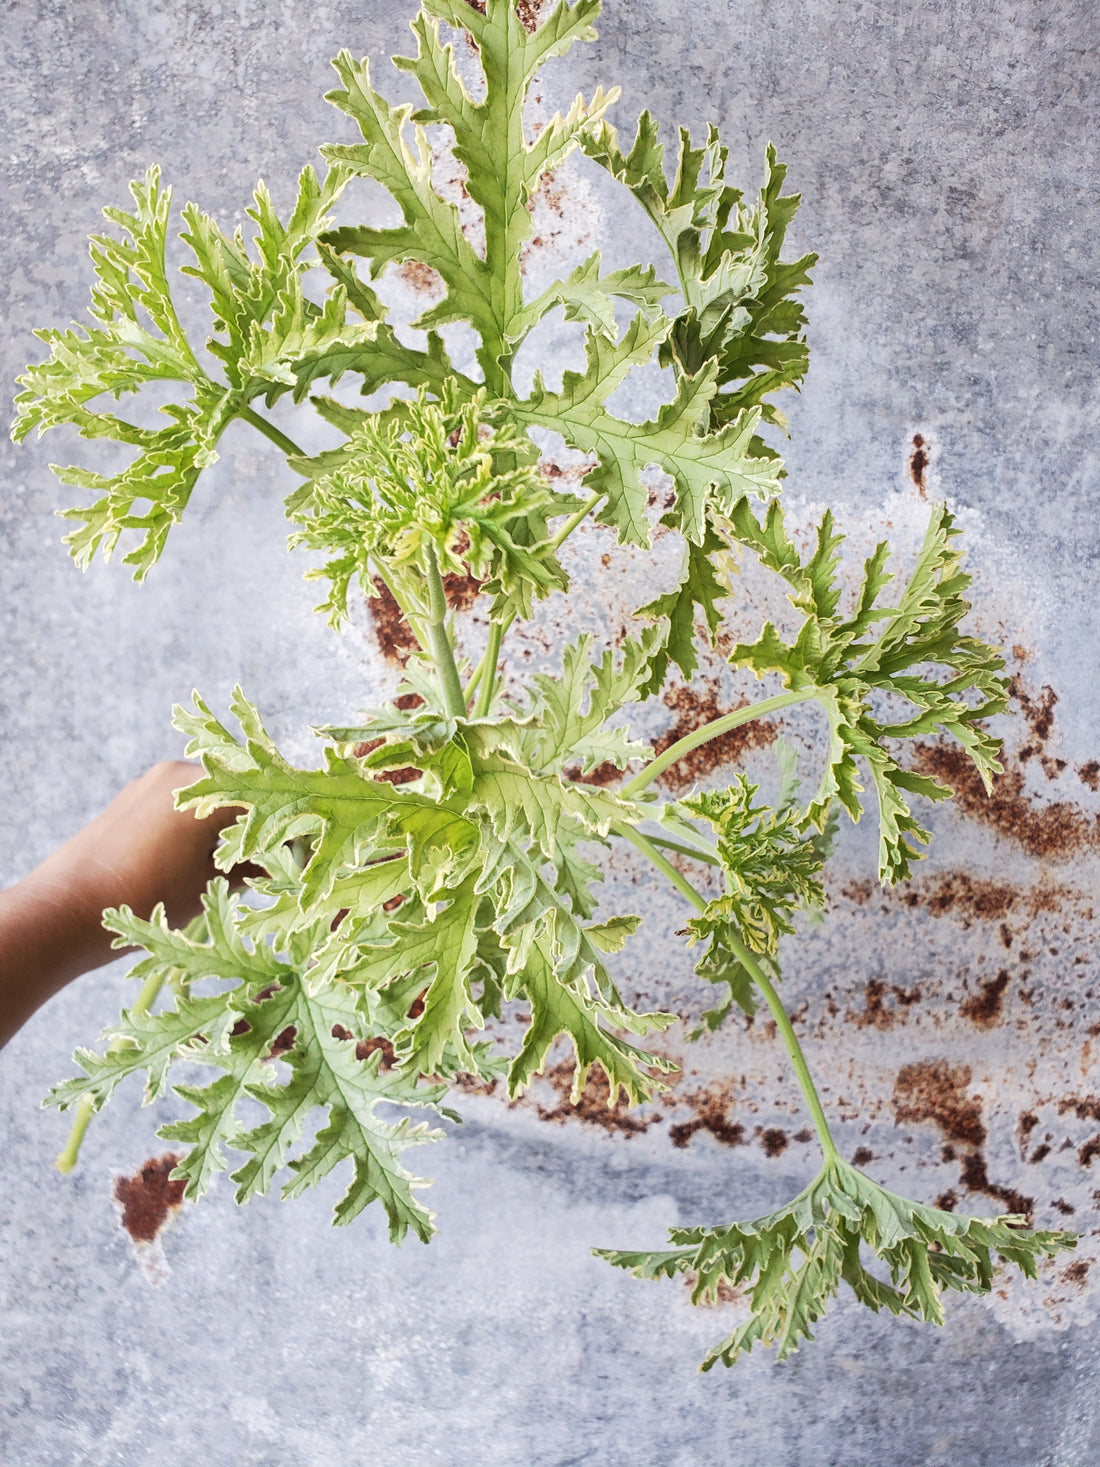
[1,1,1098,1463]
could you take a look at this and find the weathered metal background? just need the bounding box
[1,1,1097,1462]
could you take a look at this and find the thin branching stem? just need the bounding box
[239,405,307,459]
[622,690,817,797]
[474,619,503,718]
[622,823,839,1163]
[55,966,167,1173]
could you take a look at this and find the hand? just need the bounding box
[0,762,244,1048]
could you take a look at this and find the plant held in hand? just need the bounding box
[13,0,1072,1363]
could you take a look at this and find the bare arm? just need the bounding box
[0,762,239,1048]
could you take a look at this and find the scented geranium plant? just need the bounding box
[13,0,1071,1367]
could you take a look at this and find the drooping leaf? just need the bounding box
[597,1158,1075,1368]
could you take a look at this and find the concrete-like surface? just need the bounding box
[1,2,1097,1462]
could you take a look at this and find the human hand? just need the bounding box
[0,762,245,1047]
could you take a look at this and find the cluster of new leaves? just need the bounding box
[288,384,577,625]
[678,777,827,1029]
[598,1158,1075,1367]
[725,496,1009,883]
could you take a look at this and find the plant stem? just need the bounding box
[239,405,307,459]
[622,689,816,797]
[424,545,468,719]
[643,832,721,866]
[622,823,839,1164]
[55,966,167,1173]
[474,620,503,718]
[720,927,839,1163]
[617,824,708,914]
[550,489,606,551]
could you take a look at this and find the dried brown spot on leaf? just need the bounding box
[114,1155,185,1244]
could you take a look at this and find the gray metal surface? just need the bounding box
[1,1,1097,1462]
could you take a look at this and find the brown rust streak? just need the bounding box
[909,742,1100,860]
[653,683,777,792]
[892,1061,986,1146]
[536,1062,662,1136]
[114,1155,186,1244]
[958,969,1011,1028]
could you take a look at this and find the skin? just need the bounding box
[0,762,241,1049]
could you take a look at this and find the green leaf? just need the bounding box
[597,1158,1075,1368]
[725,497,1009,882]
[581,120,815,430]
[520,630,660,775]
[506,926,673,1106]
[515,315,782,545]
[635,518,730,689]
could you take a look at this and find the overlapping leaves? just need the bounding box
[44,882,449,1243]
[598,1158,1074,1367]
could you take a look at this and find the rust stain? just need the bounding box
[356,1036,397,1068]
[1062,1260,1092,1288]
[514,0,544,30]
[268,1025,297,1058]
[442,570,483,612]
[957,1153,1033,1221]
[1010,675,1067,780]
[849,977,923,1029]
[909,742,1100,860]
[536,1062,662,1135]
[959,969,1011,1028]
[654,683,777,792]
[892,1060,986,1146]
[114,1155,186,1244]
[366,572,482,665]
[1079,761,1099,792]
[759,1126,789,1157]
[908,433,929,495]
[397,259,443,294]
[368,577,418,664]
[663,1084,746,1150]
[851,1146,875,1166]
[564,760,622,786]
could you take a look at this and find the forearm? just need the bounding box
[0,761,242,1051]
[0,870,117,1048]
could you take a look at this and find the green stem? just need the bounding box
[239,405,307,459]
[622,823,839,1164]
[721,927,839,1163]
[622,689,816,797]
[644,832,720,867]
[473,620,504,718]
[424,546,467,719]
[618,824,708,915]
[550,490,606,552]
[55,966,167,1174]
